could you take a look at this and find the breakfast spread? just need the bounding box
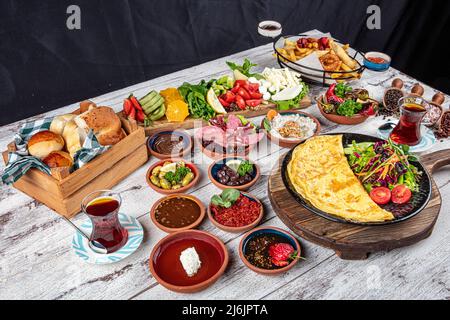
[3,30,449,297]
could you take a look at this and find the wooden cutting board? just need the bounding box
[138,95,311,136]
[268,149,450,260]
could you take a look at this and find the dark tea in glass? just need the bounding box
[390,96,428,146]
[82,190,128,253]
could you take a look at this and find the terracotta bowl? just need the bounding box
[239,226,301,275]
[261,110,321,148]
[208,156,260,191]
[150,194,206,233]
[146,158,200,195]
[207,192,264,233]
[316,96,370,125]
[147,130,192,160]
[196,137,254,160]
[149,230,229,293]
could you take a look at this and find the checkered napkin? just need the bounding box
[1,117,109,185]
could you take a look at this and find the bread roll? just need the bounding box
[74,106,125,146]
[50,114,76,135]
[80,100,97,113]
[43,151,73,168]
[63,120,87,157]
[28,131,65,159]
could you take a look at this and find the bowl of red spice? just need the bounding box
[207,189,264,233]
[239,227,301,275]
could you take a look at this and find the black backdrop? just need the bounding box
[1,0,449,125]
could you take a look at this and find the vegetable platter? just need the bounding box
[121,59,311,136]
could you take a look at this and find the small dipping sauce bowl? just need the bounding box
[364,52,391,71]
[258,20,282,38]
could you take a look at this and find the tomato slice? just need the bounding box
[237,88,251,100]
[369,187,391,205]
[391,185,412,204]
[235,95,246,110]
[234,80,248,87]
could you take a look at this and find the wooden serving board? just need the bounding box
[140,96,312,136]
[268,149,450,260]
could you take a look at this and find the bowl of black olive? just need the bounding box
[208,157,260,191]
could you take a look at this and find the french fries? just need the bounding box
[276,37,360,80]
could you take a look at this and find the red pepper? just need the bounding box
[245,99,262,107]
[123,98,133,116]
[136,110,146,123]
[235,95,246,110]
[237,88,251,100]
[129,94,144,113]
[326,83,344,104]
[219,97,230,107]
[128,106,136,120]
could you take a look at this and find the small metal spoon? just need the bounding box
[62,216,108,255]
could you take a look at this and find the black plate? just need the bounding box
[281,133,432,226]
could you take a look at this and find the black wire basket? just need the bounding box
[273,34,366,87]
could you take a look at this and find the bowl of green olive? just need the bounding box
[146,159,200,195]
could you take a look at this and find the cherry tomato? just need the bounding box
[237,88,251,100]
[246,99,262,107]
[235,95,246,110]
[223,91,236,103]
[219,97,230,107]
[391,185,412,204]
[369,187,391,205]
[247,83,260,92]
[249,91,263,99]
[231,84,240,94]
[235,80,248,87]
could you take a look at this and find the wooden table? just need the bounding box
[1,30,449,300]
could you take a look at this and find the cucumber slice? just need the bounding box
[149,105,166,121]
[142,97,164,115]
[139,91,157,105]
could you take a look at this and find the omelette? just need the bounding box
[287,135,394,223]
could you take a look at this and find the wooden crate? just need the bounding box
[2,112,148,218]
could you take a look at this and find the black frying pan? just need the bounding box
[281,133,432,226]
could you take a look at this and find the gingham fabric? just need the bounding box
[1,117,109,185]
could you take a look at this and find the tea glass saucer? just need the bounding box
[71,213,144,265]
[377,121,437,153]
